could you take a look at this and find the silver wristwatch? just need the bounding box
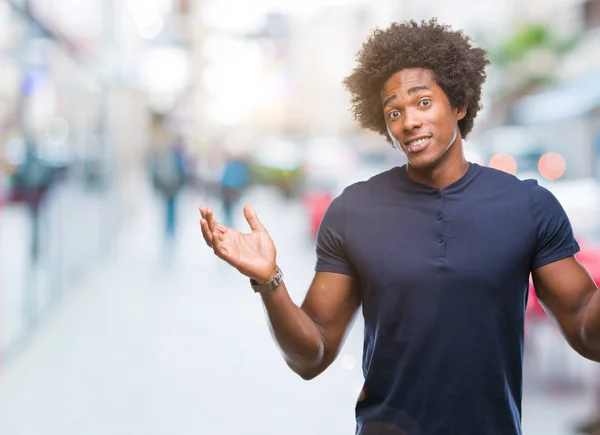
[250,268,283,293]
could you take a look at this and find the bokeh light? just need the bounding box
[488,153,518,175]
[538,152,567,181]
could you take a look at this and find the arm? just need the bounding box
[199,205,360,380]
[532,256,600,361]
[260,271,361,380]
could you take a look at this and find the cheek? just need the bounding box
[429,110,455,136]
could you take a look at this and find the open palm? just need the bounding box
[200,205,277,282]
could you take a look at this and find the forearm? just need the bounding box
[580,285,600,361]
[260,281,325,379]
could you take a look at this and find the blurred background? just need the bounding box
[0,0,599,434]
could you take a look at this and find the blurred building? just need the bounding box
[0,0,195,363]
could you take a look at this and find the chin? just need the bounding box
[406,154,441,170]
[406,144,456,170]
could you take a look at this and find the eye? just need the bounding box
[418,99,432,108]
[388,110,401,120]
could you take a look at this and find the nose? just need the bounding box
[402,108,423,131]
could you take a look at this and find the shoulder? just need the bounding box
[475,166,568,219]
[476,164,533,189]
[321,168,397,221]
[472,165,546,201]
[528,180,567,216]
[338,167,399,198]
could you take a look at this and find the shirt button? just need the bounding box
[438,237,444,243]
[435,191,441,199]
[437,213,443,220]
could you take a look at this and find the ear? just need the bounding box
[455,107,467,121]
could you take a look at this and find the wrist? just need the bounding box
[250,266,283,294]
[253,264,279,285]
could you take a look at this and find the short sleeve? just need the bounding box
[315,193,357,276]
[530,182,580,270]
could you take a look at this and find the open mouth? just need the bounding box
[405,137,431,153]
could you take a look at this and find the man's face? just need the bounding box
[381,68,466,170]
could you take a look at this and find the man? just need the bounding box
[219,153,251,228]
[12,138,55,263]
[199,19,600,434]
[150,135,187,251]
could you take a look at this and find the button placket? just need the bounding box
[435,190,445,251]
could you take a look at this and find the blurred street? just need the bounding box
[0,184,597,435]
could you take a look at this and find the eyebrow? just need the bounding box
[383,86,431,107]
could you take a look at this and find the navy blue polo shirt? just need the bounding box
[315,163,580,435]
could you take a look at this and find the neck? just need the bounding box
[406,139,469,189]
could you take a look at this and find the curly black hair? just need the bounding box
[343,19,489,141]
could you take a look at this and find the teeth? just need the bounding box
[407,138,428,147]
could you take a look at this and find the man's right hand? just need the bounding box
[200,205,361,381]
[199,205,278,284]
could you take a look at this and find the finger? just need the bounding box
[213,241,228,261]
[200,218,213,247]
[212,232,227,258]
[206,209,218,233]
[212,229,225,243]
[243,205,265,233]
[198,207,206,219]
[213,223,229,241]
[201,219,213,247]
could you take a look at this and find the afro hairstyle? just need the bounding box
[343,18,490,142]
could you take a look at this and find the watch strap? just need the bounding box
[250,268,283,293]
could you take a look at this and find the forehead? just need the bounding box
[380,68,439,101]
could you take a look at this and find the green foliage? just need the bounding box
[250,163,305,197]
[486,23,582,67]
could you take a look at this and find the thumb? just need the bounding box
[244,205,265,233]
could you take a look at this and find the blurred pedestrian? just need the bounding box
[199,19,599,435]
[11,138,54,263]
[150,135,187,252]
[219,155,251,228]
